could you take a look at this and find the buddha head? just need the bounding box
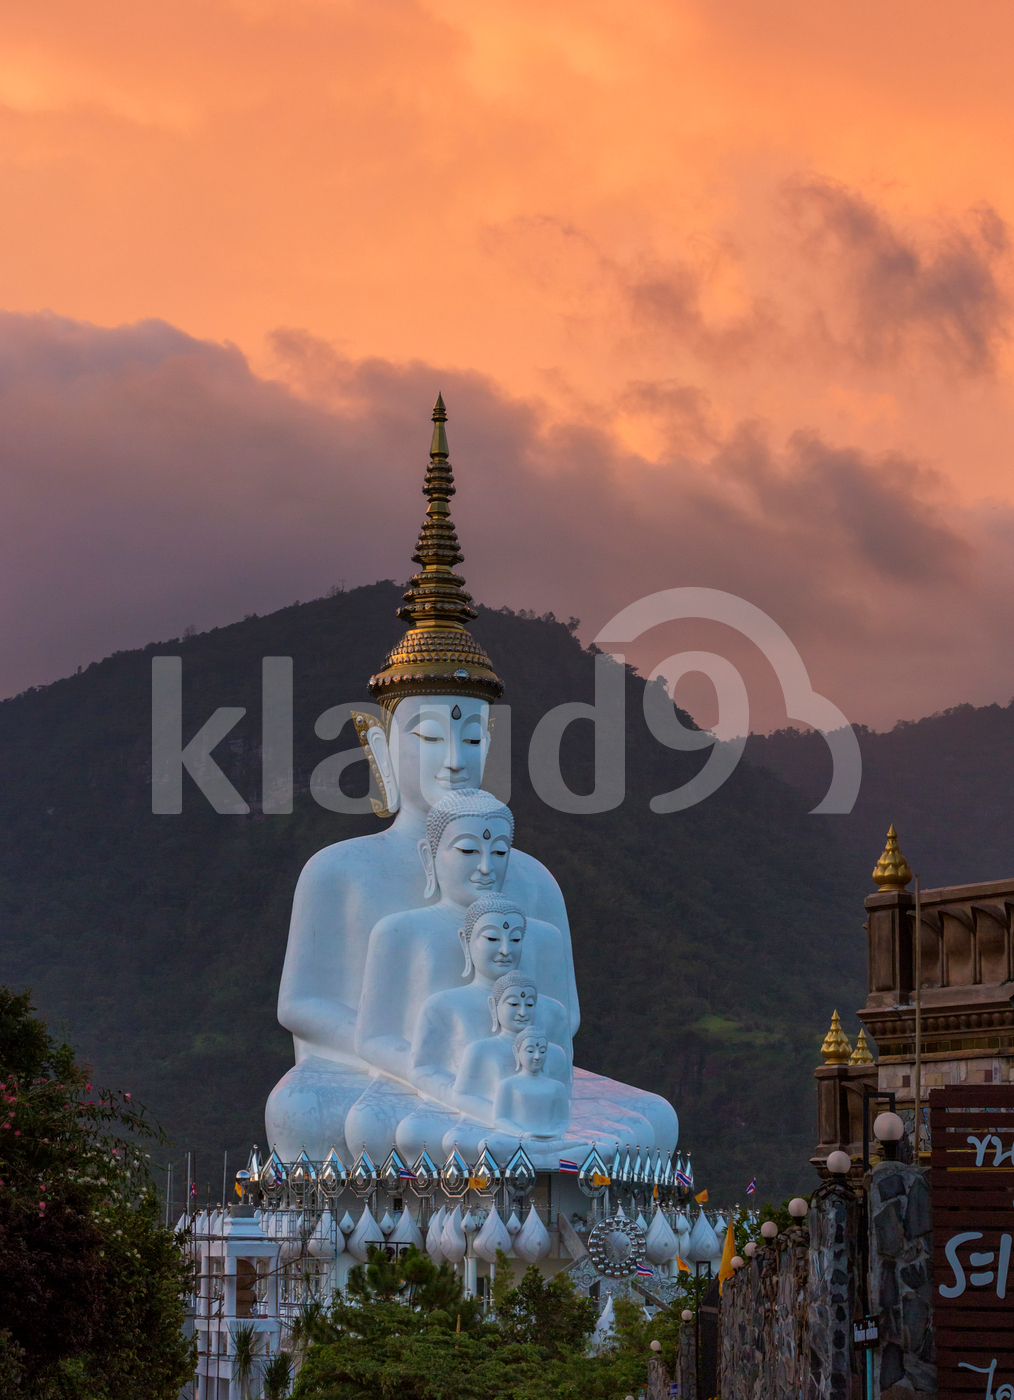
[419,789,514,907]
[513,1029,549,1076]
[489,971,537,1035]
[353,397,504,819]
[459,893,527,981]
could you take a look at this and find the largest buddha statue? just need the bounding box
[266,397,678,1166]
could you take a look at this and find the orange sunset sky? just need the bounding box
[0,0,1013,730]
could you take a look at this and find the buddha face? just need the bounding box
[514,1034,548,1075]
[465,911,525,983]
[422,815,512,908]
[492,983,537,1036]
[389,697,490,814]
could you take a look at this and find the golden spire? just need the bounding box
[849,1029,874,1065]
[397,392,476,633]
[368,396,503,715]
[821,1010,852,1065]
[872,825,913,891]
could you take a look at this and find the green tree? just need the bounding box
[263,1350,293,1399]
[490,1249,597,1357]
[231,1323,262,1400]
[291,1246,611,1400]
[0,986,195,1398]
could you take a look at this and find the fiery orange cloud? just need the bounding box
[0,1,1012,723]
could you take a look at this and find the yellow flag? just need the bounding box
[468,1176,486,1190]
[592,1173,611,1186]
[234,1180,243,1198]
[695,1188,708,1204]
[676,1256,690,1273]
[718,1218,736,1295]
[653,1184,659,1199]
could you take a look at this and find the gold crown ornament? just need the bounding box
[849,1029,874,1065]
[872,825,913,892]
[366,395,504,719]
[820,1010,852,1065]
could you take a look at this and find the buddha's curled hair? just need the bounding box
[425,787,514,857]
[462,893,527,945]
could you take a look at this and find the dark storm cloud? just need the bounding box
[783,178,1012,373]
[0,310,1007,730]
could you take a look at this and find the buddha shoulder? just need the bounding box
[367,904,449,948]
[293,827,417,895]
[504,848,565,899]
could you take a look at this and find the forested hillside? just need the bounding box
[0,581,1006,1205]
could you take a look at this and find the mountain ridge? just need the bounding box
[0,582,1007,1203]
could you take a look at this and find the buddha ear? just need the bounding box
[488,995,499,1034]
[419,839,438,901]
[478,711,494,783]
[367,725,400,814]
[458,928,472,980]
[353,715,400,817]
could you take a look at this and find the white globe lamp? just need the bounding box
[874,1111,906,1161]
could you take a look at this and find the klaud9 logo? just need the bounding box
[151,587,861,817]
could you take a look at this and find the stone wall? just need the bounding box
[674,1172,934,1400]
[868,1163,935,1400]
[806,1181,861,1400]
[717,1227,809,1400]
[676,1313,696,1400]
[707,1183,862,1400]
[648,1354,675,1400]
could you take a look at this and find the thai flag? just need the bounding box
[189,1180,197,1200]
[675,1169,691,1189]
[636,1263,653,1277]
[746,1178,757,1195]
[559,1159,579,1174]
[399,1168,418,1181]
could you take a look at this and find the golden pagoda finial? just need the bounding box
[821,1010,852,1065]
[430,391,449,457]
[872,824,913,891]
[367,396,503,716]
[849,1028,874,1065]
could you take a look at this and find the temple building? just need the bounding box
[814,825,1014,1169]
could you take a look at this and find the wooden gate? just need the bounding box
[931,1085,1014,1400]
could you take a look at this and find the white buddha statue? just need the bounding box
[354,795,575,1089]
[265,396,678,1163]
[494,1030,571,1140]
[411,933,572,1114]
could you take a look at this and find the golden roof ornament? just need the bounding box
[367,395,504,717]
[872,824,913,891]
[821,1010,852,1065]
[849,1029,874,1065]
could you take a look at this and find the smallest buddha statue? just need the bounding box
[493,1029,571,1141]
